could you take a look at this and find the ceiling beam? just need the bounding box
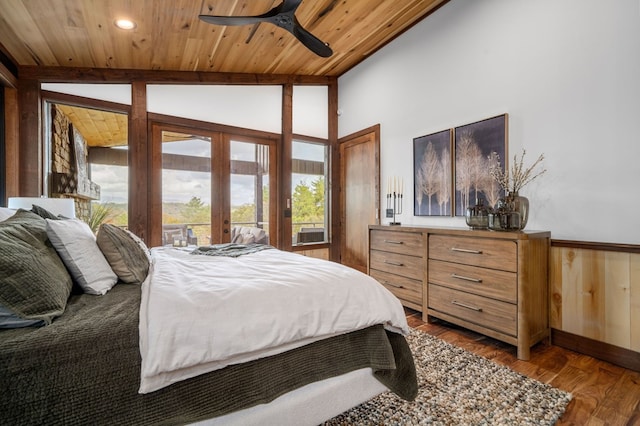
[19,66,335,86]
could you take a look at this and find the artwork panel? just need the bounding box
[454,114,508,216]
[413,129,453,217]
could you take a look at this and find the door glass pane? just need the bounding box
[161,131,211,246]
[230,140,270,243]
[292,140,328,245]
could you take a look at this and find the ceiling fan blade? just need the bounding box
[280,0,303,13]
[199,0,333,58]
[198,15,267,27]
[291,18,333,57]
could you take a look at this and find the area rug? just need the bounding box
[323,329,572,425]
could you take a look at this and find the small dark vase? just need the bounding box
[507,192,529,230]
[489,195,517,231]
[465,198,492,230]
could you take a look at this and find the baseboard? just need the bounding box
[551,328,640,372]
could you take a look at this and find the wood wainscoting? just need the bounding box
[550,240,640,371]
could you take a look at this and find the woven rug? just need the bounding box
[323,329,572,425]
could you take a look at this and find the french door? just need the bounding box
[149,123,277,248]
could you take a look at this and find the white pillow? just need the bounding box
[46,219,118,295]
[0,207,16,222]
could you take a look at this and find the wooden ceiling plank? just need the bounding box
[0,0,448,76]
[0,0,59,66]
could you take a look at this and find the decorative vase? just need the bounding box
[489,192,529,231]
[506,192,529,230]
[465,198,491,230]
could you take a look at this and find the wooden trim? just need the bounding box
[41,90,131,114]
[147,112,280,142]
[18,79,42,196]
[19,66,333,86]
[3,87,19,200]
[280,84,293,251]
[292,133,327,144]
[129,81,148,241]
[328,80,339,262]
[551,239,640,254]
[0,61,17,88]
[551,328,640,372]
[292,242,330,252]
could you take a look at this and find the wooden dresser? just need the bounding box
[368,227,426,312]
[368,225,550,360]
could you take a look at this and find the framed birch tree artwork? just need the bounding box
[454,114,508,216]
[413,129,453,216]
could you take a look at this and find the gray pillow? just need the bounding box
[96,224,151,284]
[0,210,73,325]
[46,218,118,295]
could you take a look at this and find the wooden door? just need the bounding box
[149,123,276,248]
[339,125,380,272]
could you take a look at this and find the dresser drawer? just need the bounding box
[370,269,422,305]
[428,235,517,272]
[428,259,517,303]
[428,284,517,336]
[370,229,423,256]
[370,250,423,281]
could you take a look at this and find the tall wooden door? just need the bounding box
[149,122,276,248]
[339,125,380,273]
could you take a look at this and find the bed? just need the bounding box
[0,207,417,425]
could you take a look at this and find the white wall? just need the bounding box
[42,84,329,139]
[42,83,132,105]
[147,85,282,134]
[338,0,640,244]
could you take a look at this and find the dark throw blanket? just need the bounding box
[0,285,417,426]
[190,243,274,257]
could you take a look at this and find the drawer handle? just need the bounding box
[383,260,404,266]
[452,300,483,312]
[383,240,404,245]
[451,247,483,254]
[383,280,405,289]
[451,273,483,283]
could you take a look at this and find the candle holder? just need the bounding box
[386,191,403,225]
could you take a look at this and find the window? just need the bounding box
[47,103,129,232]
[292,139,329,245]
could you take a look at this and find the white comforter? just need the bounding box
[138,246,409,394]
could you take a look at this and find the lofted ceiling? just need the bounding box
[0,0,448,77]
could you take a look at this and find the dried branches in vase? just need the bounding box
[488,149,546,195]
[487,149,546,231]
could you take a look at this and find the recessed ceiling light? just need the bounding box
[114,19,136,30]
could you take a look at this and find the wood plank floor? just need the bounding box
[405,309,640,426]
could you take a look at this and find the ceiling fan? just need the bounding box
[199,0,333,58]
